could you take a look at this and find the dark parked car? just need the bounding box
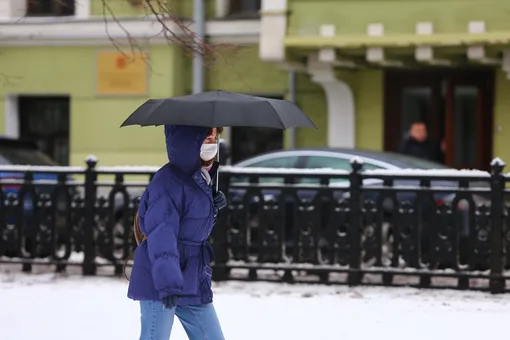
[0,137,74,257]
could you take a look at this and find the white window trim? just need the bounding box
[216,0,230,18]
[75,0,90,19]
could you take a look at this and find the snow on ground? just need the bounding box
[1,271,509,340]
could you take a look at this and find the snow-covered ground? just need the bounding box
[1,271,509,340]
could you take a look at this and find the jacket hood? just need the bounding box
[164,125,209,174]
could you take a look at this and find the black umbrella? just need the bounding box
[120,90,317,129]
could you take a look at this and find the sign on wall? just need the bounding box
[96,51,149,96]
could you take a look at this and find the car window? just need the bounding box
[307,156,352,171]
[301,156,384,184]
[232,156,300,184]
[0,154,10,165]
[0,146,58,166]
[246,156,300,168]
[376,153,450,169]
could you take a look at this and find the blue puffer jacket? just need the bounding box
[127,125,216,305]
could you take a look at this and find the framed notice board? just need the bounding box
[96,51,149,96]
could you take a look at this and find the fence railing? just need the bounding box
[0,157,509,293]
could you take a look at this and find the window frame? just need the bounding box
[25,0,76,17]
[227,0,261,18]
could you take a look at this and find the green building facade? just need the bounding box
[0,0,509,169]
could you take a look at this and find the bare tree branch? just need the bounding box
[100,0,241,66]
[1,1,245,89]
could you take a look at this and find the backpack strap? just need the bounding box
[133,211,146,245]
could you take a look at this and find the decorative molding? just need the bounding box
[468,21,486,34]
[415,22,432,62]
[416,22,433,35]
[0,17,260,46]
[366,23,384,63]
[366,23,384,37]
[466,20,499,64]
[318,24,336,63]
[317,24,356,68]
[366,47,384,62]
[307,55,355,148]
[414,22,451,65]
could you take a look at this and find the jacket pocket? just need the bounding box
[180,256,200,297]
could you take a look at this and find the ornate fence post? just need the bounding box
[211,171,230,281]
[82,156,98,276]
[489,158,506,294]
[348,158,363,286]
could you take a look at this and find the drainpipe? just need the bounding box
[192,0,205,94]
[288,69,297,149]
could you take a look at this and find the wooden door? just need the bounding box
[443,72,494,170]
[384,69,494,170]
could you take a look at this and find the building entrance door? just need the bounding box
[384,68,494,170]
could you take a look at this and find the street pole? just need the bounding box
[192,0,205,94]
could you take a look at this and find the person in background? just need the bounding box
[399,121,443,163]
[128,125,227,340]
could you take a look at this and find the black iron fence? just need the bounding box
[1,157,509,293]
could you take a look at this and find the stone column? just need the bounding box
[308,55,356,148]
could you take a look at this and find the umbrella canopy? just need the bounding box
[120,90,317,130]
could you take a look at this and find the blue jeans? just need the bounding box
[139,301,224,340]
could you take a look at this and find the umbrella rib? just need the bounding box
[142,99,167,125]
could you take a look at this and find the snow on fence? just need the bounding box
[1,156,510,293]
[0,155,507,177]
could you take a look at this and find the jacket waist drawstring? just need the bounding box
[178,239,215,265]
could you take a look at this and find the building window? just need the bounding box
[18,96,70,166]
[26,0,75,17]
[228,0,261,17]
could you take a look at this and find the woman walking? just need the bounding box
[128,125,227,340]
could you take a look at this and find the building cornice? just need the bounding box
[0,16,261,46]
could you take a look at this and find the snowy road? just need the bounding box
[1,271,509,340]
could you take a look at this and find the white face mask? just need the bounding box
[200,144,218,162]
